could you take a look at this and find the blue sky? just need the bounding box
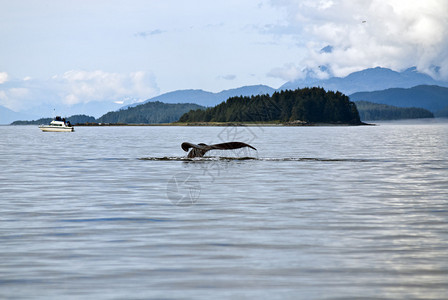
[1,0,447,113]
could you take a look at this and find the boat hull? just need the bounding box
[39,126,74,132]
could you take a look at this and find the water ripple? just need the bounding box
[1,124,447,299]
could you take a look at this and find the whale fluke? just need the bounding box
[181,142,256,158]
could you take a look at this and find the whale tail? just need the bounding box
[181,142,256,158]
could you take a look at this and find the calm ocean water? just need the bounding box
[1,121,447,299]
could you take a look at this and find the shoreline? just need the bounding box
[72,121,373,127]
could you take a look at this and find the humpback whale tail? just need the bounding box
[181,142,257,158]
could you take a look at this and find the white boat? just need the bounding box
[39,116,74,132]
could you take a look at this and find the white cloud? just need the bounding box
[54,70,159,106]
[268,63,304,81]
[218,74,237,81]
[0,70,159,112]
[0,72,9,84]
[268,0,448,81]
[135,29,166,38]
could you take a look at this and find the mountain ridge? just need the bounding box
[349,85,448,114]
[122,84,276,109]
[0,106,38,125]
[281,67,448,95]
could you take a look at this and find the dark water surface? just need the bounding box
[1,122,447,299]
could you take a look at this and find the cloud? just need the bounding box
[55,70,160,105]
[267,0,448,81]
[0,70,159,112]
[218,74,237,81]
[0,72,9,84]
[267,63,304,81]
[135,29,165,38]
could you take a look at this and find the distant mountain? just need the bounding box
[97,101,204,124]
[281,67,448,95]
[123,90,214,109]
[215,85,276,103]
[0,105,38,125]
[61,101,126,118]
[350,85,448,114]
[355,101,434,121]
[123,85,276,109]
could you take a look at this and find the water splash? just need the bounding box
[138,156,375,162]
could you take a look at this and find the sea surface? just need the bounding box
[1,121,448,299]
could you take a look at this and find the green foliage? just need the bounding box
[179,87,362,124]
[97,101,204,124]
[11,115,95,125]
[68,115,96,124]
[435,106,448,118]
[355,101,434,121]
[11,118,53,125]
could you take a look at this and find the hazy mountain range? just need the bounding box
[350,85,448,114]
[281,67,448,95]
[2,67,448,124]
[121,85,276,109]
[0,106,38,125]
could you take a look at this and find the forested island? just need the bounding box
[11,114,96,125]
[178,87,363,125]
[355,101,434,121]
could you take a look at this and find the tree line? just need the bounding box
[355,101,434,121]
[97,101,204,124]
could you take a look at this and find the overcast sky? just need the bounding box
[1,0,447,111]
